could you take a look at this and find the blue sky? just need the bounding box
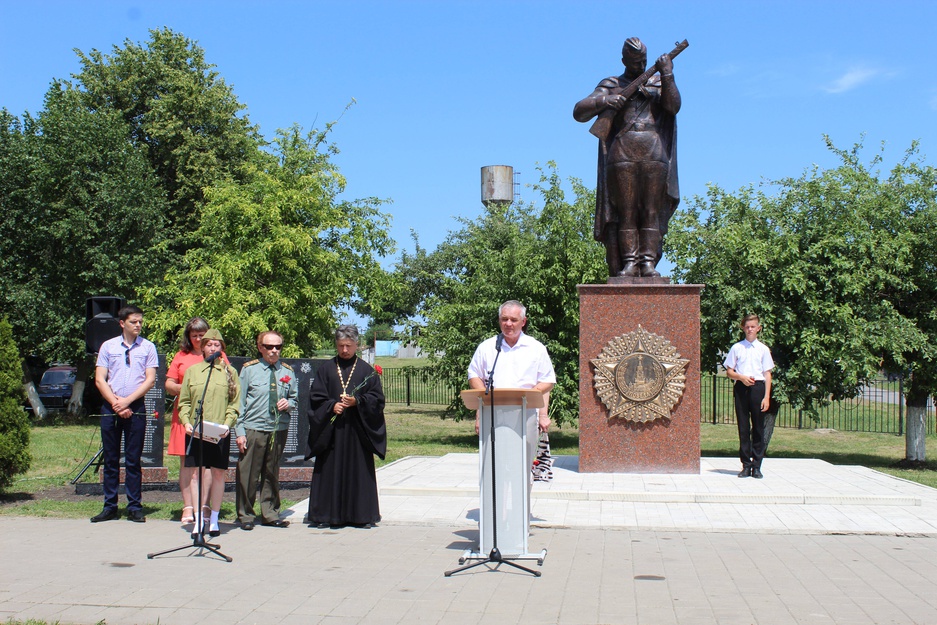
[3,0,936,278]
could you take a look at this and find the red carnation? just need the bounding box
[375,365,383,375]
[279,375,291,384]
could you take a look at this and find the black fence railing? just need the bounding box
[702,374,936,435]
[380,366,936,434]
[381,367,458,406]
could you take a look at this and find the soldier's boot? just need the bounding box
[637,229,662,278]
[616,229,640,277]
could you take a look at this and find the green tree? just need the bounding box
[0,85,168,362]
[364,323,396,346]
[405,164,606,425]
[0,318,30,490]
[142,125,394,357]
[666,139,937,460]
[0,27,260,365]
[72,27,262,253]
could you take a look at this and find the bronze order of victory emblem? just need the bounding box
[591,325,689,423]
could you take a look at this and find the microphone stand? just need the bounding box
[148,355,232,562]
[446,336,540,577]
[71,447,104,484]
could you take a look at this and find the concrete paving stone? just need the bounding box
[7,602,65,622]
[53,603,111,623]
[557,605,602,624]
[259,593,310,615]
[6,456,937,625]
[428,612,480,625]
[318,615,373,625]
[270,614,326,625]
[403,609,454,624]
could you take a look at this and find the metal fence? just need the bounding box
[381,366,936,434]
[381,367,457,406]
[702,374,936,434]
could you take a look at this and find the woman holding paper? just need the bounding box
[178,328,240,537]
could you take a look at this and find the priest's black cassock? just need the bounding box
[305,356,386,526]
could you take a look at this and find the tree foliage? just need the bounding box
[364,323,396,346]
[666,138,937,418]
[403,164,607,425]
[0,28,262,364]
[1,29,391,365]
[142,125,394,357]
[0,86,168,361]
[0,317,30,490]
[72,27,262,253]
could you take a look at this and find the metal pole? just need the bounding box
[711,375,717,425]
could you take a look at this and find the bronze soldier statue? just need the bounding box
[574,37,685,278]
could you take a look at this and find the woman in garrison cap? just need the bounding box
[178,328,240,537]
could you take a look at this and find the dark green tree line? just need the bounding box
[0,29,393,370]
[72,27,262,254]
[142,125,394,357]
[666,138,937,460]
[0,318,30,489]
[399,164,607,426]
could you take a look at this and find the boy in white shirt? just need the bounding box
[723,314,774,479]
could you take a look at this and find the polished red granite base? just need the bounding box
[578,283,702,473]
[222,467,313,483]
[102,467,169,483]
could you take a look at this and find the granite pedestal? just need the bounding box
[578,283,702,473]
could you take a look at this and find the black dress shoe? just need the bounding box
[241,522,254,531]
[737,467,751,478]
[752,468,764,479]
[209,528,221,537]
[90,508,119,523]
[262,519,290,528]
[127,509,146,523]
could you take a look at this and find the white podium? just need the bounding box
[456,388,547,570]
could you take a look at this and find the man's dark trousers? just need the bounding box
[734,380,766,469]
[100,399,146,513]
[236,429,287,524]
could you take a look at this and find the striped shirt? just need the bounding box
[96,334,158,398]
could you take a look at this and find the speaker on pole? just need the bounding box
[85,296,126,354]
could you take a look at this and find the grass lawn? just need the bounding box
[3,405,937,519]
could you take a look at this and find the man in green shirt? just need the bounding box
[235,331,298,530]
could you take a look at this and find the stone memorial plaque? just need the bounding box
[227,357,328,467]
[140,353,167,469]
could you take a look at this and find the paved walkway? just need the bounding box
[2,455,937,625]
[376,454,937,535]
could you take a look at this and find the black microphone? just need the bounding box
[205,351,221,363]
[495,333,504,352]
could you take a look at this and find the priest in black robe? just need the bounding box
[305,325,387,527]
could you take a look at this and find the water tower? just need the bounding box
[480,165,514,207]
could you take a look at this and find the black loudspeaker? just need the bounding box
[85,296,126,354]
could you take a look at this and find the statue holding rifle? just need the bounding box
[574,37,687,278]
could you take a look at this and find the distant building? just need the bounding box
[374,340,424,359]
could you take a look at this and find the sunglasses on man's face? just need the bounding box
[261,344,282,351]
